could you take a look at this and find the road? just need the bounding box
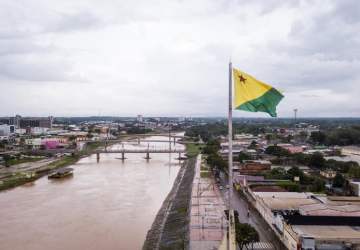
[217,172,285,249]
[218,172,272,242]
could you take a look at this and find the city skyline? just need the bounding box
[1,0,359,117]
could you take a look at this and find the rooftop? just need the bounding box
[292,225,360,242]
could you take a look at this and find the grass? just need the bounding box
[0,173,38,191]
[0,155,80,192]
[200,171,211,178]
[185,143,202,158]
[7,157,44,166]
[47,155,80,170]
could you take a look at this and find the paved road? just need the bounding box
[217,173,287,250]
[217,172,273,243]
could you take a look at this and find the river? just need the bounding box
[0,136,184,250]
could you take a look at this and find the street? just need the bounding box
[217,172,285,249]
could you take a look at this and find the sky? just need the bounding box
[0,0,359,117]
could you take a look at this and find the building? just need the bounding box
[350,180,360,196]
[0,116,53,129]
[19,116,53,128]
[137,115,143,123]
[249,191,360,250]
[342,146,360,156]
[319,169,337,179]
[239,160,271,175]
[0,124,15,136]
[278,144,304,154]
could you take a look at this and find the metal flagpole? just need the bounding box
[228,61,233,214]
[227,61,237,250]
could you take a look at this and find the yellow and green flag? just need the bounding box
[233,68,283,117]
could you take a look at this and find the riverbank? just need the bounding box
[0,140,112,192]
[143,156,196,250]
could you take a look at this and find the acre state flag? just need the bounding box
[233,68,283,117]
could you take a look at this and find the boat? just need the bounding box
[48,168,74,179]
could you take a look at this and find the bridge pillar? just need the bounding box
[145,151,151,160]
[178,152,181,160]
[96,153,100,162]
[121,151,126,160]
[173,137,176,145]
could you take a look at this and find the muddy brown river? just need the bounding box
[0,136,183,250]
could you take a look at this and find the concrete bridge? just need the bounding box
[94,148,186,161]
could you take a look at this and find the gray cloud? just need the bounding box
[0,0,359,117]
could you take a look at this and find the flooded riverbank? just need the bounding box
[0,136,183,250]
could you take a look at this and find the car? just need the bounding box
[219,186,224,190]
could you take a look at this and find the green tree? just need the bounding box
[235,223,259,249]
[248,140,258,150]
[287,166,305,182]
[310,177,325,192]
[238,151,251,163]
[332,173,345,188]
[265,168,289,180]
[265,145,290,157]
[310,131,327,145]
[349,165,360,178]
[309,152,326,169]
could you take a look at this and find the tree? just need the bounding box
[248,140,258,150]
[310,177,325,192]
[308,152,326,169]
[235,223,259,249]
[332,173,345,188]
[310,131,326,145]
[349,165,360,178]
[287,166,305,182]
[265,168,289,180]
[202,139,220,155]
[265,145,290,157]
[238,151,251,163]
[3,154,12,167]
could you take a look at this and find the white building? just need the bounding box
[137,115,143,123]
[0,124,15,136]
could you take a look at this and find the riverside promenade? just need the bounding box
[189,154,227,250]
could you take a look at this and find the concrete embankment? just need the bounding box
[143,157,196,250]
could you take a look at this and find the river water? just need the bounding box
[0,136,184,250]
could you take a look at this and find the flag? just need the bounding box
[233,68,284,117]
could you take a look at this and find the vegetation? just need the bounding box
[47,155,80,170]
[310,126,360,146]
[238,151,251,163]
[234,215,259,249]
[332,173,346,188]
[185,143,202,158]
[264,166,326,192]
[127,127,152,134]
[276,181,300,192]
[3,155,44,167]
[265,145,290,157]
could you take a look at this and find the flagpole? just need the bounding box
[227,61,234,250]
[228,61,233,211]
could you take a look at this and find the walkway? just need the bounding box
[189,154,227,250]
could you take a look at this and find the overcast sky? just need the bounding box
[0,0,359,117]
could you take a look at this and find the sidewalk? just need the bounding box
[189,154,227,250]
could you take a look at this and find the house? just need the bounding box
[320,169,337,179]
[239,160,271,175]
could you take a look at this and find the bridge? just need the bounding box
[81,139,203,145]
[94,148,187,161]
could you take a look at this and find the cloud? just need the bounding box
[0,0,359,117]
